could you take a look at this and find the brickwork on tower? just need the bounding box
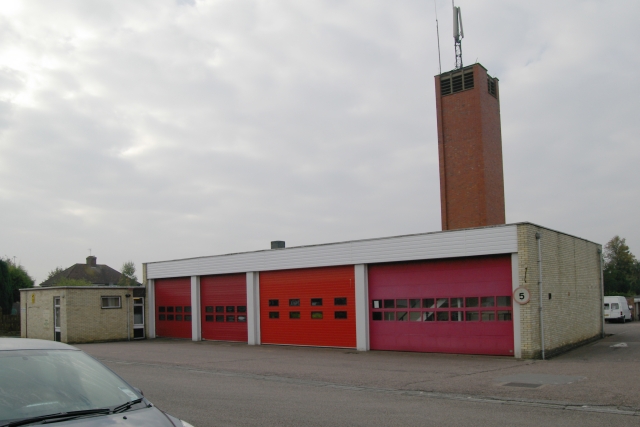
[435,63,506,230]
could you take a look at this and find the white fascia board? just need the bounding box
[147,225,517,279]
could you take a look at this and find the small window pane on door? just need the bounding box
[205,315,214,322]
[289,299,300,307]
[384,299,395,309]
[409,312,422,321]
[238,315,247,322]
[423,299,435,308]
[482,311,495,321]
[269,300,279,307]
[226,306,235,313]
[215,315,225,322]
[269,312,280,319]
[290,312,301,319]
[334,311,347,319]
[466,312,479,321]
[205,306,214,313]
[215,306,224,312]
[185,315,192,321]
[397,312,408,321]
[159,307,166,313]
[159,314,166,321]
[423,312,435,321]
[226,315,235,322]
[497,311,512,321]
[334,297,347,306]
[384,312,395,321]
[167,315,174,321]
[237,306,247,313]
[311,311,323,319]
[176,306,182,313]
[436,298,449,308]
[450,298,463,308]
[176,315,183,321]
[481,297,495,307]
[372,300,382,309]
[451,311,464,321]
[465,297,479,308]
[372,312,383,321]
[184,306,192,313]
[409,299,421,308]
[310,298,323,306]
[497,296,511,307]
[436,312,449,321]
[396,299,408,309]
[167,307,174,313]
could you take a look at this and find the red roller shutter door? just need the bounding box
[201,274,248,342]
[260,266,356,348]
[155,277,192,339]
[368,255,514,356]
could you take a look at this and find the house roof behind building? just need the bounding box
[39,256,140,287]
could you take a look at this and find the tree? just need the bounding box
[603,236,640,295]
[118,261,138,287]
[0,258,34,314]
[47,267,64,280]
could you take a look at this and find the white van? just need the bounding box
[604,296,632,322]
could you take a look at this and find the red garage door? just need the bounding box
[368,255,514,356]
[260,266,356,348]
[155,277,192,339]
[201,274,247,342]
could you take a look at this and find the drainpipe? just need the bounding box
[597,248,605,338]
[125,293,131,341]
[536,232,545,360]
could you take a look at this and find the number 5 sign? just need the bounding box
[513,287,531,305]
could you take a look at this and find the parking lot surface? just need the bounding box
[76,321,640,426]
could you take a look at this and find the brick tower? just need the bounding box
[435,63,506,231]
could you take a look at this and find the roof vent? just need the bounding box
[86,256,97,267]
[271,241,285,249]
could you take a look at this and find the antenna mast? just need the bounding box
[452,1,464,69]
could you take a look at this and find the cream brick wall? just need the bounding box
[516,224,602,359]
[20,287,145,344]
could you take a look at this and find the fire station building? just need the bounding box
[143,222,602,359]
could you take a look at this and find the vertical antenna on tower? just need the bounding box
[434,0,442,75]
[452,1,464,69]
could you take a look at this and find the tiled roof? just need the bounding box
[40,263,140,287]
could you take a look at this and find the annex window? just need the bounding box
[310,298,323,306]
[101,296,121,309]
[334,297,347,306]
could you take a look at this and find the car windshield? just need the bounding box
[0,349,141,424]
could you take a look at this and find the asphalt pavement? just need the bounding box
[76,321,640,426]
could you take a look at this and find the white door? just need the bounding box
[54,297,61,342]
[133,297,145,339]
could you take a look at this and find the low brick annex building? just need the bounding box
[20,286,146,343]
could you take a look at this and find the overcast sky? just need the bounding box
[1,0,638,284]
